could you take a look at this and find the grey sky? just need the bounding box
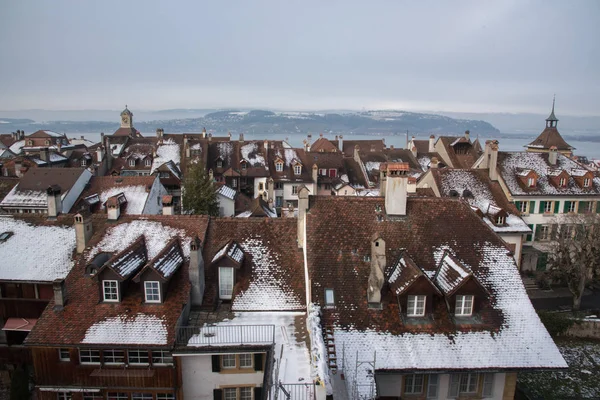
[0,0,598,115]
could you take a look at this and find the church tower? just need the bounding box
[545,96,558,128]
[120,106,133,128]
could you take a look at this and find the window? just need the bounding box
[294,164,302,175]
[145,158,151,167]
[57,392,72,400]
[292,185,298,195]
[107,394,128,400]
[496,215,505,225]
[527,177,535,187]
[156,395,176,400]
[276,196,283,207]
[404,374,424,394]
[145,281,161,303]
[79,349,100,364]
[81,159,87,167]
[258,182,264,191]
[407,295,426,317]
[275,162,283,172]
[455,295,473,316]
[539,225,550,240]
[584,178,591,187]
[275,182,284,190]
[103,280,118,302]
[103,349,125,364]
[128,349,149,365]
[223,387,252,400]
[132,394,153,400]
[426,374,438,398]
[559,177,567,187]
[240,388,252,400]
[58,348,70,361]
[232,178,237,188]
[325,289,335,307]
[239,353,253,368]
[83,393,103,400]
[544,201,553,213]
[222,354,236,369]
[241,162,247,170]
[224,388,237,400]
[561,225,575,239]
[217,160,223,168]
[459,373,478,394]
[319,168,327,176]
[129,158,135,167]
[482,373,494,397]
[568,201,576,213]
[219,267,234,299]
[152,350,173,365]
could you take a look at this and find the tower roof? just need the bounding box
[546,96,558,122]
[120,105,133,117]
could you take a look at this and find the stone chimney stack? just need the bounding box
[96,145,105,163]
[430,157,439,169]
[239,133,244,144]
[189,237,205,306]
[106,197,121,221]
[307,134,312,149]
[303,139,309,152]
[208,133,212,142]
[47,185,62,218]
[312,164,318,184]
[367,235,386,306]
[40,148,50,162]
[53,279,67,311]
[549,146,558,166]
[264,139,269,151]
[74,212,93,253]
[489,140,499,181]
[464,130,470,141]
[429,135,435,153]
[338,135,344,153]
[162,195,174,215]
[382,162,409,216]
[184,136,190,159]
[297,186,310,249]
[201,127,207,139]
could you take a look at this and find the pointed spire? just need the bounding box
[545,95,558,128]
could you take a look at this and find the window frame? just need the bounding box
[221,354,237,369]
[132,394,153,400]
[544,201,553,213]
[568,201,576,213]
[144,281,161,303]
[219,267,234,300]
[129,158,135,167]
[103,349,125,365]
[103,280,119,302]
[407,295,426,317]
[156,395,176,400]
[459,373,479,394]
[404,374,424,395]
[79,349,101,365]
[58,348,70,362]
[239,353,253,369]
[324,289,335,308]
[539,224,550,240]
[528,177,535,187]
[83,393,103,400]
[275,162,283,172]
[81,159,87,167]
[294,164,302,175]
[107,394,128,400]
[559,177,567,187]
[292,185,298,195]
[584,177,591,187]
[144,158,152,167]
[496,215,505,225]
[455,295,474,316]
[57,392,72,400]
[128,349,150,366]
[151,350,173,365]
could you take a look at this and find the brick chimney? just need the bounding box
[239,133,244,144]
[53,279,66,311]
[549,146,558,166]
[106,196,121,221]
[297,185,310,249]
[429,135,435,153]
[40,148,50,162]
[338,135,344,153]
[367,235,386,306]
[47,185,62,218]
[489,140,499,181]
[189,237,205,306]
[162,195,174,215]
[74,212,93,253]
[267,177,274,202]
[381,162,409,216]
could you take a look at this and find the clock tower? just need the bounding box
[120,106,133,128]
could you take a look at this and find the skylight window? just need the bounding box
[0,231,13,242]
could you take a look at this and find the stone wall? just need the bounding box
[566,319,600,339]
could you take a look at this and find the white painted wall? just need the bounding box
[500,233,524,267]
[142,177,168,214]
[179,354,265,400]
[334,184,357,196]
[283,182,314,203]
[254,177,268,199]
[217,194,235,217]
[62,169,93,212]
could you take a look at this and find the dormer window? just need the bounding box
[145,158,151,167]
[407,295,426,317]
[319,168,327,176]
[81,159,87,167]
[455,295,473,316]
[275,161,283,172]
[584,178,591,187]
[144,281,161,303]
[528,177,536,187]
[496,215,505,225]
[45,140,51,146]
[241,161,247,170]
[216,159,223,168]
[325,289,335,308]
[559,177,567,187]
[102,280,119,302]
[294,164,302,175]
[128,158,135,167]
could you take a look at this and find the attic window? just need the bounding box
[294,164,302,175]
[0,231,13,242]
[145,158,151,167]
[407,295,426,317]
[559,177,567,187]
[81,159,87,167]
[449,190,459,197]
[216,160,223,168]
[325,289,335,307]
[455,295,473,316]
[584,178,591,187]
[241,161,247,170]
[102,280,119,302]
[129,159,135,167]
[275,162,283,172]
[144,281,161,303]
[528,177,536,187]
[496,216,505,225]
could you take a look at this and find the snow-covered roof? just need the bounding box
[151,138,181,176]
[151,239,184,278]
[240,142,266,167]
[0,185,49,208]
[82,313,167,345]
[98,185,149,214]
[0,217,76,282]
[9,140,25,155]
[105,237,147,278]
[434,252,470,295]
[216,185,236,200]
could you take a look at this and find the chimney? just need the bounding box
[319,133,323,138]
[189,237,205,306]
[46,185,62,218]
[162,195,174,215]
[53,279,67,311]
[20,130,25,140]
[430,157,439,169]
[208,169,214,181]
[383,162,409,216]
[489,141,499,181]
[268,177,274,201]
[407,177,417,193]
[390,145,394,150]
[239,133,244,144]
[303,139,309,152]
[202,127,207,139]
[429,135,435,153]
[312,164,318,184]
[338,135,344,153]
[367,235,386,305]
[264,139,268,151]
[208,133,212,142]
[307,134,312,149]
[297,186,310,249]
[184,137,190,158]
[268,197,275,212]
[228,132,232,140]
[411,146,417,158]
[464,130,470,141]
[57,140,62,153]
[96,145,105,163]
[353,144,361,163]
[106,196,121,221]
[549,146,558,166]
[74,212,93,253]
[40,148,50,162]
[15,162,22,178]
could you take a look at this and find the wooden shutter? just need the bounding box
[448,374,460,398]
[538,201,546,213]
[564,201,571,213]
[213,389,222,400]
[554,201,560,213]
[211,355,221,372]
[482,373,494,397]
[526,225,534,241]
[514,201,522,212]
[529,201,536,214]
[254,353,263,371]
[254,387,263,400]
[579,201,589,214]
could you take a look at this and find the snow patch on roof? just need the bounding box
[9,140,25,155]
[216,185,236,200]
[0,217,75,282]
[284,148,298,166]
[0,185,48,208]
[151,139,181,175]
[365,161,381,172]
[241,142,266,167]
[99,185,149,214]
[217,142,233,165]
[82,313,167,345]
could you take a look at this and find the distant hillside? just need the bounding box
[0,109,499,136]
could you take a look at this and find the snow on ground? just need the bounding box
[151,139,181,175]
[233,237,304,311]
[187,312,311,384]
[336,242,567,398]
[87,220,191,262]
[0,217,76,281]
[99,185,149,214]
[241,142,266,167]
[82,313,167,345]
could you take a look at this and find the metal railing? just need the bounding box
[177,324,276,347]
[273,382,316,400]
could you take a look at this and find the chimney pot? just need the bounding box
[189,237,205,306]
[53,279,66,311]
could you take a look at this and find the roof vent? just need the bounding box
[449,190,460,197]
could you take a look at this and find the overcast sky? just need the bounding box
[0,0,598,115]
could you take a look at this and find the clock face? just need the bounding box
[122,116,128,123]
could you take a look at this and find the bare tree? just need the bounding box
[546,213,600,310]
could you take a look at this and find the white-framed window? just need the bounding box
[584,178,591,187]
[57,392,72,400]
[156,395,176,400]
[232,178,237,188]
[144,158,151,167]
[407,295,426,317]
[258,182,264,191]
[222,354,236,369]
[103,349,125,365]
[544,201,553,213]
[455,295,474,316]
[539,224,550,240]
[241,161,247,170]
[128,349,149,365]
[294,164,302,175]
[426,374,438,398]
[496,215,505,225]
[219,267,234,299]
[132,394,153,400]
[58,348,70,361]
[81,159,87,167]
[152,350,173,365]
[404,374,424,394]
[79,349,101,364]
[528,177,535,187]
[275,162,283,172]
[223,387,252,400]
[107,394,128,400]
[561,225,575,239]
[325,289,335,307]
[217,160,223,168]
[129,158,135,167]
[144,281,161,303]
[568,201,576,213]
[559,177,567,187]
[240,387,253,400]
[448,373,479,397]
[275,182,284,190]
[83,393,103,400]
[292,185,298,195]
[319,168,327,176]
[482,373,494,397]
[224,388,237,400]
[239,353,253,368]
[103,280,119,302]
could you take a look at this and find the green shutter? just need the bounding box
[535,224,542,241]
[539,201,546,214]
[596,201,600,213]
[515,201,522,212]
[579,201,589,214]
[564,201,571,213]
[529,201,536,214]
[536,252,548,271]
[526,225,534,241]
[554,201,560,213]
